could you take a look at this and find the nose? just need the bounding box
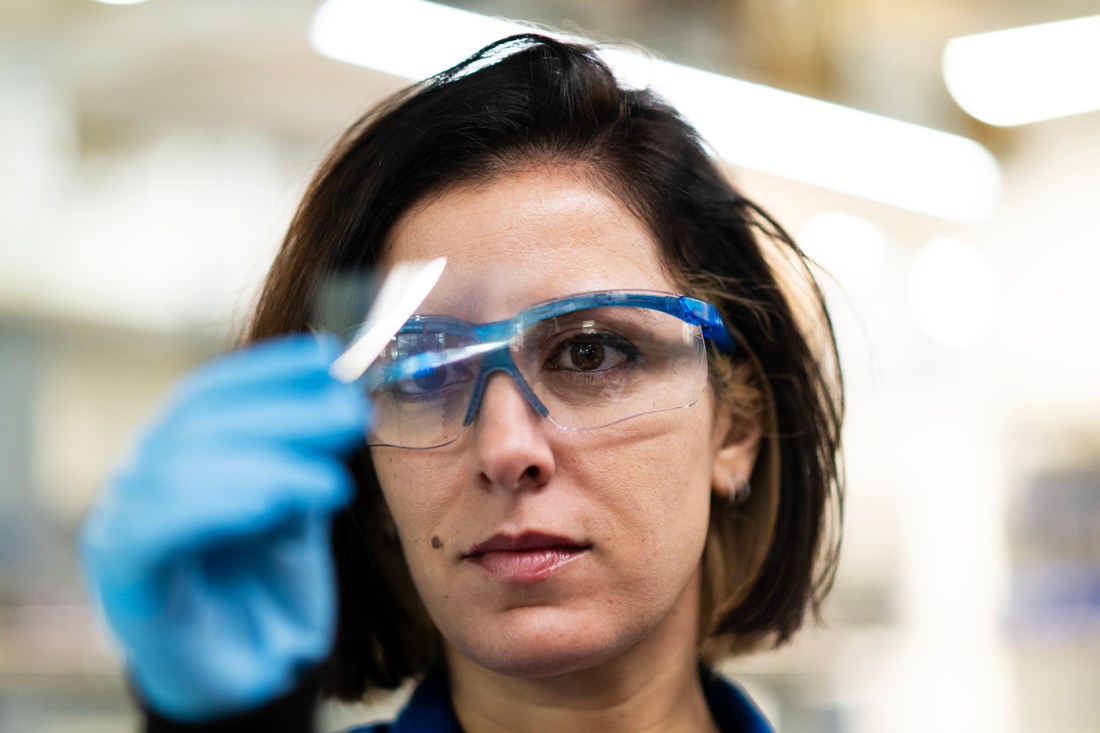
[472,372,555,492]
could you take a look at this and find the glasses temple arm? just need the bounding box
[679,297,737,353]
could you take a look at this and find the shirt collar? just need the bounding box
[701,665,775,733]
[390,665,773,733]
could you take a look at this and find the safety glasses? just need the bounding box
[364,290,735,449]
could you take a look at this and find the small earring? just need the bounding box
[725,476,752,507]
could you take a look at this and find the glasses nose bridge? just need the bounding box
[462,346,549,427]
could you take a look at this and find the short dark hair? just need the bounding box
[246,34,843,700]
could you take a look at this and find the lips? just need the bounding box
[463,532,591,583]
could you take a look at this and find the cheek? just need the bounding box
[578,418,717,560]
[370,448,452,550]
[644,451,712,554]
[369,449,470,618]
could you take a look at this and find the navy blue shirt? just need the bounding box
[345,666,773,733]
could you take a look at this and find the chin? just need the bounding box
[449,605,640,679]
[469,642,622,680]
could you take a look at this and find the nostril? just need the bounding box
[479,464,544,492]
[510,464,543,491]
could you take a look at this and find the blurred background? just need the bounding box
[1,0,1098,731]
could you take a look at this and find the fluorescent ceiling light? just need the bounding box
[311,0,1001,222]
[944,15,1100,126]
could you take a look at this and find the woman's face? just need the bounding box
[373,166,741,678]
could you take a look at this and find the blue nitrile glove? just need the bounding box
[79,334,369,722]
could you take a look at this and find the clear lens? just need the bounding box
[367,303,709,449]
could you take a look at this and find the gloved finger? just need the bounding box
[171,334,346,405]
[155,376,368,452]
[144,333,370,452]
[84,447,355,575]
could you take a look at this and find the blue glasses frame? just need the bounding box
[373,289,737,433]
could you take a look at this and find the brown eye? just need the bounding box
[546,333,636,373]
[570,342,605,371]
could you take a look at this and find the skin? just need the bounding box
[372,164,758,733]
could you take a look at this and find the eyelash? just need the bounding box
[542,331,640,373]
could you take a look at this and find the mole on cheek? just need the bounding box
[431,536,444,549]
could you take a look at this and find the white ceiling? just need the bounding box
[5,0,1097,148]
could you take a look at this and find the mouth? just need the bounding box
[463,532,592,583]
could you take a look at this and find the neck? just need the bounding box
[445,574,718,733]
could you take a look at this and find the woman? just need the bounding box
[81,34,842,732]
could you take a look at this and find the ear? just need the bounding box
[711,416,762,502]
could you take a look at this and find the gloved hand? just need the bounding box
[79,334,369,722]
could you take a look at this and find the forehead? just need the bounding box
[381,166,677,319]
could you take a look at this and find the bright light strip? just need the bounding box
[93,0,148,5]
[944,15,1100,126]
[311,0,1001,222]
